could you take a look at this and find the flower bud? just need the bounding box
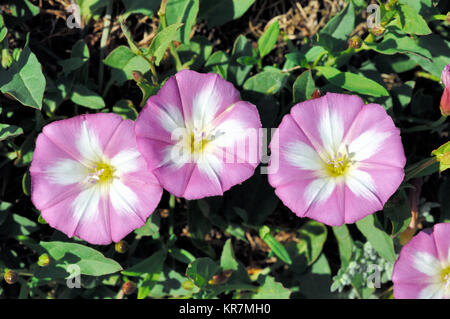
[132,71,143,83]
[208,270,233,285]
[3,269,18,284]
[37,214,48,224]
[370,26,385,37]
[181,280,195,290]
[348,36,362,49]
[121,281,136,295]
[1,49,13,69]
[114,240,128,254]
[38,253,51,267]
[440,64,450,116]
[311,89,322,100]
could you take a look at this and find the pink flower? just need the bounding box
[441,64,450,116]
[268,93,405,226]
[135,70,262,200]
[30,113,163,245]
[393,223,450,299]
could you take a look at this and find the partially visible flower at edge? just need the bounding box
[440,64,450,116]
[30,113,163,245]
[393,223,450,299]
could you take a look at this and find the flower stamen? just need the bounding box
[442,267,450,290]
[86,163,114,184]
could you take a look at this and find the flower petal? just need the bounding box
[289,93,363,154]
[344,103,406,169]
[174,70,241,128]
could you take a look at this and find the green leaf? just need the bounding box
[22,170,31,196]
[297,220,328,266]
[293,70,317,103]
[397,3,431,35]
[204,50,229,78]
[228,35,253,86]
[58,40,90,76]
[9,214,38,236]
[113,99,138,120]
[0,14,7,42]
[166,0,199,44]
[243,70,286,95]
[318,1,355,52]
[134,213,160,239]
[6,0,39,19]
[147,23,183,65]
[186,258,220,288]
[170,248,196,264]
[236,56,259,66]
[258,21,279,58]
[356,214,396,263]
[220,239,239,271]
[70,84,105,109]
[0,201,12,227]
[122,249,166,277]
[38,241,122,277]
[297,254,335,299]
[384,190,411,236]
[148,267,200,298]
[432,141,450,172]
[121,0,160,18]
[332,225,353,268]
[259,226,292,265]
[408,35,450,78]
[439,179,450,223]
[0,34,46,109]
[366,27,432,60]
[0,124,23,141]
[200,0,256,27]
[252,276,291,299]
[177,35,213,70]
[103,46,151,86]
[76,0,107,23]
[316,66,389,97]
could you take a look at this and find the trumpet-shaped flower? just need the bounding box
[30,114,163,245]
[135,70,262,199]
[440,64,450,116]
[268,93,406,226]
[393,223,450,299]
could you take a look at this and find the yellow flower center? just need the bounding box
[442,266,450,290]
[325,153,352,177]
[87,162,115,184]
[189,132,209,154]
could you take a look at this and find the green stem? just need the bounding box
[168,194,175,236]
[119,17,159,85]
[312,50,328,68]
[99,0,113,92]
[402,115,447,133]
[405,157,438,182]
[158,0,183,71]
[415,71,441,82]
[431,14,447,21]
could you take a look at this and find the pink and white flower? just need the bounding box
[268,93,406,226]
[30,113,163,245]
[393,223,450,299]
[135,70,262,200]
